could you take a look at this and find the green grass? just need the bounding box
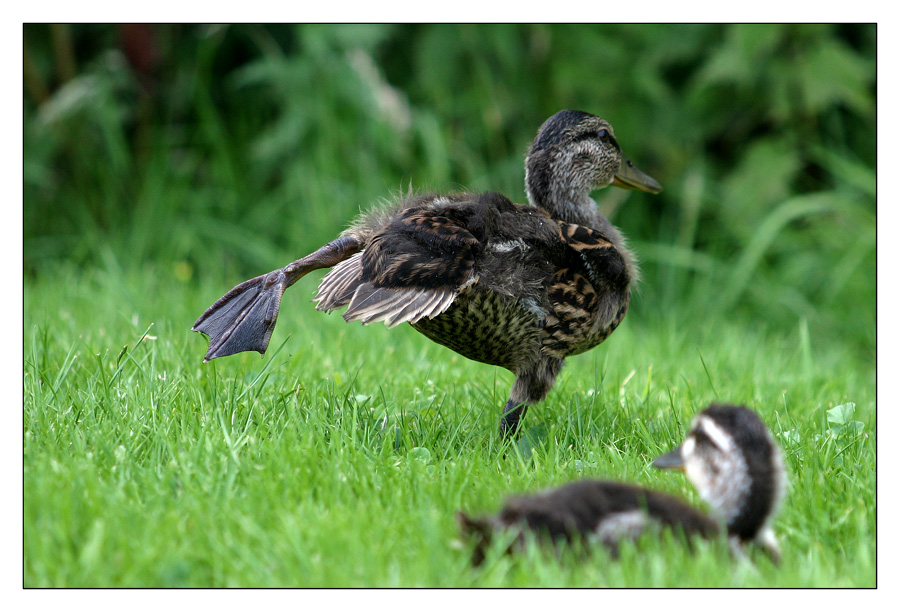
[23,264,875,587]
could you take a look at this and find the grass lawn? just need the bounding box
[23,263,875,587]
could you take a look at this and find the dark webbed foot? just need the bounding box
[192,270,288,361]
[500,399,527,438]
[192,236,360,362]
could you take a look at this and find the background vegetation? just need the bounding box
[23,24,875,587]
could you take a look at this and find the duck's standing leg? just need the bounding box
[500,357,565,436]
[193,236,360,362]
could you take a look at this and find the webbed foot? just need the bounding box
[192,235,361,362]
[500,399,527,438]
[192,269,288,361]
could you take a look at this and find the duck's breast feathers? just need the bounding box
[539,221,632,358]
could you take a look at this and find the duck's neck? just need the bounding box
[526,153,600,227]
[539,193,604,228]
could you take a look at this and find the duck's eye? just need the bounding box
[597,129,610,142]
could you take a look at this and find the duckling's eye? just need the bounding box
[597,129,610,142]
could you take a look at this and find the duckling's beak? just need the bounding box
[652,447,685,470]
[612,157,663,193]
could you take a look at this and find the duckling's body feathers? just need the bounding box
[501,480,719,541]
[459,479,719,564]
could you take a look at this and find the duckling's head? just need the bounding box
[653,404,787,562]
[525,110,661,224]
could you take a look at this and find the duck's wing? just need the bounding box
[554,221,632,290]
[315,206,481,328]
[557,222,618,257]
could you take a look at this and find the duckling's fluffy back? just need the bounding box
[458,480,719,565]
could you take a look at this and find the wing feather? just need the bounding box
[314,202,486,327]
[315,252,364,312]
[342,284,460,327]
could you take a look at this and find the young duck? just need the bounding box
[192,110,661,435]
[458,404,787,565]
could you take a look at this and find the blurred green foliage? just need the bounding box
[23,24,875,354]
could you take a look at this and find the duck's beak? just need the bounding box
[652,446,685,470]
[612,157,663,193]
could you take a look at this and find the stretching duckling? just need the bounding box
[193,110,661,435]
[458,404,786,564]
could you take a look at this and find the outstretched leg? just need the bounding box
[192,236,360,362]
[500,357,564,437]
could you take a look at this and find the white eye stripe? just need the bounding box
[694,416,736,453]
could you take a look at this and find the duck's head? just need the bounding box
[524,110,662,224]
[653,404,787,562]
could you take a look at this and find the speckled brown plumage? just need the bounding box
[193,110,662,435]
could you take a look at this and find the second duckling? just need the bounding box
[458,404,786,565]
